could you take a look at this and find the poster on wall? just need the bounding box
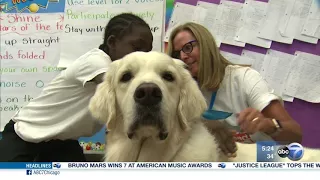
[0,0,65,131]
[0,0,107,154]
[79,127,106,154]
[58,0,166,67]
[0,0,65,13]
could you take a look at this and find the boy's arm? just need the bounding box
[65,53,111,87]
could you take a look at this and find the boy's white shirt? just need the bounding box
[202,65,282,143]
[12,48,111,143]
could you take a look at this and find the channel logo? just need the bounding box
[26,170,32,175]
[277,142,304,161]
[218,163,226,168]
[53,163,61,168]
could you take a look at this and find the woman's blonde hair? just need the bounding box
[167,22,233,91]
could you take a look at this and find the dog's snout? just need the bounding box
[134,83,162,106]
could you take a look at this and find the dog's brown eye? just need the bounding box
[120,71,133,82]
[162,71,174,82]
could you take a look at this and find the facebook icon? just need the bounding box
[26,170,32,175]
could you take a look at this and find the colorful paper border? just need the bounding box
[0,0,65,13]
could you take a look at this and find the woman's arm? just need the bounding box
[237,101,302,144]
[238,100,302,144]
[261,100,302,143]
[238,68,302,144]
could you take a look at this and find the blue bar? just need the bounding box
[0,162,52,169]
[256,141,280,162]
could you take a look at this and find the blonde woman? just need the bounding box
[167,22,302,145]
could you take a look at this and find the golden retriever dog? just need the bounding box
[89,51,320,162]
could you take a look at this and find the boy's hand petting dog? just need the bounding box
[203,119,238,158]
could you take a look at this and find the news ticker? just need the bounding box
[0,162,319,170]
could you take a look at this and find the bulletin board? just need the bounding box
[166,0,320,148]
[0,0,166,154]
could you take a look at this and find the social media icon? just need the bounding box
[218,163,226,168]
[277,142,304,161]
[26,170,32,175]
[53,163,61,168]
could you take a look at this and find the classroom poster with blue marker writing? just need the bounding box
[58,0,165,67]
[0,0,65,131]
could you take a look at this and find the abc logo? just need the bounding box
[277,146,290,158]
[277,143,304,161]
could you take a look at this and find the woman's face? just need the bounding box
[172,30,200,78]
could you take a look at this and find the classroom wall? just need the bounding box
[168,0,320,148]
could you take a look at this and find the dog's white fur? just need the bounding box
[89,51,320,162]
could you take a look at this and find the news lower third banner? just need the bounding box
[0,162,319,170]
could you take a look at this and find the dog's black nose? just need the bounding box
[134,83,162,106]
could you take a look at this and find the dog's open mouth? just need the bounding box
[128,105,168,141]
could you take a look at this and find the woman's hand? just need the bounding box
[237,108,276,135]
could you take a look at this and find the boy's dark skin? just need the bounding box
[94,25,237,157]
[93,26,153,84]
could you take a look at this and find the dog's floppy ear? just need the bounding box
[89,61,119,131]
[173,59,208,130]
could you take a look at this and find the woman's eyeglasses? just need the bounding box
[172,40,197,59]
